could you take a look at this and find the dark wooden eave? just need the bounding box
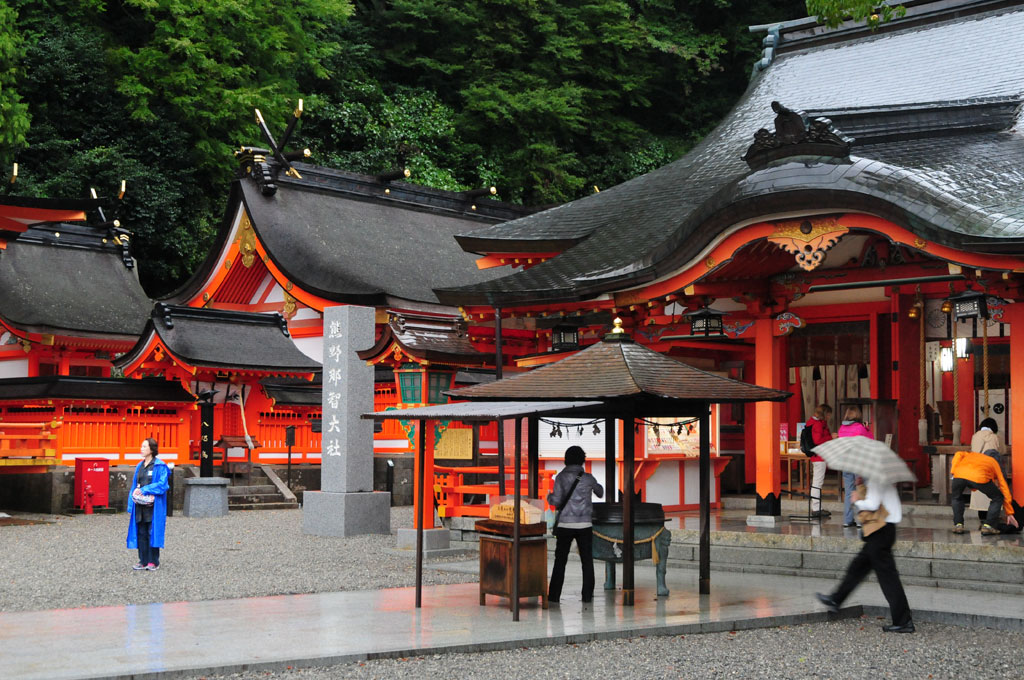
[446,331,790,405]
[0,376,194,403]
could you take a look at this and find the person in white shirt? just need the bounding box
[815,477,914,633]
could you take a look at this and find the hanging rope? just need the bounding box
[982,313,990,417]
[919,295,927,445]
[951,312,962,445]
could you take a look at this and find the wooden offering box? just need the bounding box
[476,520,548,610]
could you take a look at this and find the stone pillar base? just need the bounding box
[746,514,778,527]
[302,490,391,537]
[396,527,450,552]
[183,477,229,518]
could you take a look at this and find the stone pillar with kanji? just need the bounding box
[302,305,391,536]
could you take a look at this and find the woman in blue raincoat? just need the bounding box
[126,438,169,571]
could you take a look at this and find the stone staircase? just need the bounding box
[226,464,299,511]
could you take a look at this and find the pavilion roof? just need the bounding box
[446,331,790,405]
[438,2,1024,306]
[0,224,152,339]
[116,305,320,375]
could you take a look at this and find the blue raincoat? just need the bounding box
[126,458,170,549]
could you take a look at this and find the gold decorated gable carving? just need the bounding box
[766,217,848,271]
[235,212,258,268]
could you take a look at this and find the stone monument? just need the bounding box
[302,305,391,536]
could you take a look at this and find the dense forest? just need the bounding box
[0,0,857,295]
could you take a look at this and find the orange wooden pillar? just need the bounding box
[754,317,782,515]
[1007,302,1024,503]
[891,291,925,478]
[412,419,437,529]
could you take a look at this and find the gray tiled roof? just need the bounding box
[440,5,1024,305]
[0,233,152,338]
[237,164,533,306]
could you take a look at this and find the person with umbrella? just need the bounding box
[813,435,915,633]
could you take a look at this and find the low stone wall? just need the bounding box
[668,529,1024,594]
[0,465,191,515]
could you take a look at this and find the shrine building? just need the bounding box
[435,0,1024,515]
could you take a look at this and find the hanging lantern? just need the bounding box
[683,306,726,337]
[947,289,989,321]
[551,325,580,352]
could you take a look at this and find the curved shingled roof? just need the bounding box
[0,228,152,338]
[447,331,790,404]
[439,3,1024,306]
[169,163,536,307]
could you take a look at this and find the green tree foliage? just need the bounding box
[0,1,28,164]
[806,1,905,29]
[2,0,808,293]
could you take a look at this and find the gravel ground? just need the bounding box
[204,618,1024,680]
[0,507,475,612]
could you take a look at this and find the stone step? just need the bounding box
[722,495,956,519]
[228,493,284,504]
[228,502,299,511]
[227,485,277,495]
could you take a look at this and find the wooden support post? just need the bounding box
[528,416,539,498]
[513,416,522,621]
[415,419,426,608]
[497,418,506,496]
[1007,302,1024,503]
[754,317,782,515]
[412,420,436,530]
[699,406,711,595]
[605,417,616,498]
[623,411,635,606]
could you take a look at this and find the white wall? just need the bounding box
[0,358,29,378]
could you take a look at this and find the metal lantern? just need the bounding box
[946,289,988,321]
[551,325,580,352]
[683,306,726,337]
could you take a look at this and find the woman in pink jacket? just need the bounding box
[838,406,872,527]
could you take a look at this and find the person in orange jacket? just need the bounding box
[950,450,1019,535]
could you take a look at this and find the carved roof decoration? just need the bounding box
[743,101,854,170]
[438,3,1024,307]
[357,311,488,367]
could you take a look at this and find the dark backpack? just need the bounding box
[800,424,816,455]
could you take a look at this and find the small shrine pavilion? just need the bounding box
[437,1,1024,515]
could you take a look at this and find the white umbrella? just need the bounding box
[812,436,916,486]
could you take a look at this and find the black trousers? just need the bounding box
[951,477,1005,526]
[548,526,594,602]
[832,522,911,626]
[136,520,160,567]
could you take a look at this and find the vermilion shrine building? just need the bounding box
[2,1,1023,519]
[434,0,1024,514]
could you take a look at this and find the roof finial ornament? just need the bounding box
[743,101,853,171]
[236,99,310,196]
[612,317,624,333]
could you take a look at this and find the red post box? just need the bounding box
[74,458,109,510]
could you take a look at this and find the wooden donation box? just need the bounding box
[477,501,548,610]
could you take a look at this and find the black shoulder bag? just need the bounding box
[552,471,584,530]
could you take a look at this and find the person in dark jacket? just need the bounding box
[547,445,604,604]
[126,438,170,571]
[805,403,833,517]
